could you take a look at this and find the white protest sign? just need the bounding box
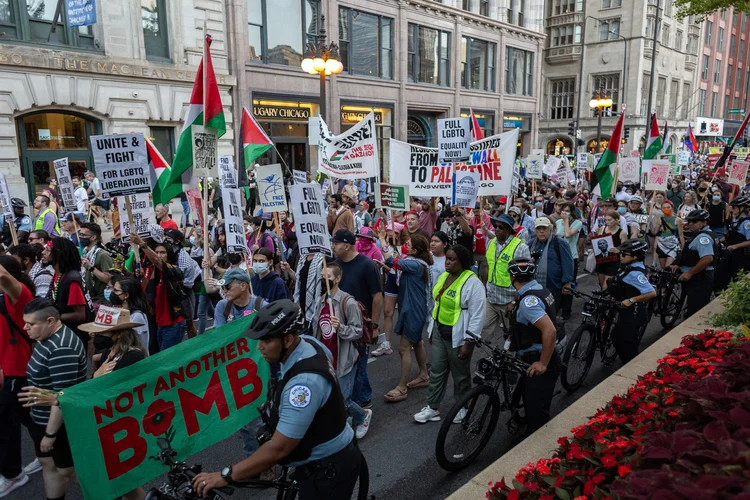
[452,170,481,209]
[511,161,521,196]
[293,170,307,184]
[526,151,544,180]
[290,183,332,257]
[318,113,379,179]
[308,117,320,145]
[256,164,287,212]
[0,172,13,219]
[544,156,561,176]
[577,152,588,168]
[218,156,237,188]
[53,157,76,212]
[728,160,750,187]
[594,153,603,165]
[644,160,671,191]
[618,157,641,184]
[586,154,595,172]
[678,150,691,166]
[90,133,150,197]
[222,188,247,253]
[437,117,471,163]
[117,193,153,242]
[191,125,218,176]
[321,177,332,196]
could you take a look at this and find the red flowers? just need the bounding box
[142,399,176,437]
[600,455,617,468]
[617,464,632,477]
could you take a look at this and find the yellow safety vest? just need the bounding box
[432,270,474,326]
[486,236,522,288]
[34,207,60,235]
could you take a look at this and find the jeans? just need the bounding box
[0,376,28,478]
[351,346,372,405]
[339,364,366,427]
[238,417,263,457]
[181,200,191,228]
[197,294,216,335]
[158,320,186,351]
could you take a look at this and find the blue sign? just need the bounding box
[67,0,97,28]
[503,119,523,129]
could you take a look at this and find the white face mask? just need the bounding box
[561,211,571,217]
[252,262,268,275]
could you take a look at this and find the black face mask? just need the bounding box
[321,279,335,296]
[109,293,124,306]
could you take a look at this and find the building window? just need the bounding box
[505,47,534,96]
[664,0,672,17]
[551,0,578,15]
[247,0,320,66]
[599,19,620,41]
[702,55,709,80]
[728,64,733,86]
[662,25,670,47]
[744,13,748,32]
[737,68,742,89]
[461,36,496,91]
[668,79,679,117]
[641,73,651,116]
[408,24,451,86]
[740,40,745,62]
[507,0,525,26]
[150,127,175,164]
[705,21,712,45]
[141,0,170,60]
[714,59,721,84]
[602,0,621,8]
[462,0,471,10]
[682,82,691,119]
[698,89,706,116]
[675,30,683,51]
[731,34,736,55]
[549,79,575,120]
[593,73,620,114]
[724,95,730,118]
[518,0,525,27]
[687,33,698,54]
[550,25,579,47]
[338,8,393,79]
[0,0,97,49]
[735,96,741,111]
[646,17,655,39]
[711,91,718,116]
[480,0,489,15]
[655,77,666,117]
[718,27,724,51]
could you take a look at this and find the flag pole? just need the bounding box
[202,22,210,282]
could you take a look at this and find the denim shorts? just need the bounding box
[384,272,398,297]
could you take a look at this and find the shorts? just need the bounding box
[93,198,111,210]
[384,272,398,297]
[182,288,197,321]
[29,422,74,469]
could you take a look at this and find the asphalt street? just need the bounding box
[14,270,683,500]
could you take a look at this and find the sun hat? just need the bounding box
[78,307,145,334]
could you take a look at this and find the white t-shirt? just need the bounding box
[89,177,101,197]
[430,255,446,287]
[74,186,88,212]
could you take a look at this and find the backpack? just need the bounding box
[340,294,378,346]
[223,297,265,322]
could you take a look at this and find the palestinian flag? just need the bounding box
[470,109,485,141]
[240,106,273,170]
[643,114,663,160]
[591,111,624,199]
[146,138,171,207]
[661,121,670,154]
[160,34,226,203]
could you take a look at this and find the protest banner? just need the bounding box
[58,313,269,500]
[117,194,152,242]
[678,150,691,166]
[709,147,722,154]
[191,125,218,176]
[543,156,561,176]
[290,183,332,257]
[437,117,471,162]
[318,112,379,179]
[255,164,288,212]
[707,153,722,170]
[644,160,671,191]
[0,172,13,220]
[618,157,641,184]
[728,160,750,187]
[293,170,307,184]
[186,189,204,227]
[218,156,237,188]
[67,0,96,27]
[388,129,518,198]
[375,183,410,211]
[452,170,481,209]
[526,150,544,180]
[222,188,246,253]
[53,157,77,212]
[594,153,603,165]
[91,133,150,197]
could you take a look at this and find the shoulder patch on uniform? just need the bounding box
[21,216,30,224]
[743,221,750,230]
[288,385,311,408]
[699,236,711,245]
[524,296,539,307]
[637,274,649,284]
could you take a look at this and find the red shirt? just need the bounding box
[0,285,35,377]
[51,274,86,307]
[160,218,179,231]
[318,303,338,369]
[155,276,184,327]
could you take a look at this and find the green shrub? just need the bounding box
[711,273,750,329]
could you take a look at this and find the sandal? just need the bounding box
[406,376,429,389]
[384,387,408,402]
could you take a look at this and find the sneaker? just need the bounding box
[371,341,392,357]
[359,399,372,409]
[355,409,373,439]
[0,473,29,498]
[414,406,441,423]
[452,407,468,424]
[23,459,42,476]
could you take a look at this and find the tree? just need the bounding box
[675,0,750,20]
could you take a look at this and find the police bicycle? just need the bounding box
[145,437,371,500]
[645,266,686,330]
[434,332,530,472]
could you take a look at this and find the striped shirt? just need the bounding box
[26,325,87,425]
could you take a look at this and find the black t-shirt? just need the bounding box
[335,254,382,317]
[100,348,145,371]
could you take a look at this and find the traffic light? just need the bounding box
[622,126,630,143]
[568,121,576,136]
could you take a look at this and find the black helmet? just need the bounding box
[10,198,26,208]
[244,299,303,340]
[508,257,536,281]
[730,195,750,208]
[617,238,649,257]
[685,209,710,222]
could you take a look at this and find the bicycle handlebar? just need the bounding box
[154,439,235,499]
[465,332,530,371]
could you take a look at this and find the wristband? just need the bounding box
[44,431,57,438]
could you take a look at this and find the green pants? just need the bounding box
[427,328,473,410]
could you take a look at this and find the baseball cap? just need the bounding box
[534,217,553,228]
[332,229,356,245]
[163,228,185,243]
[62,212,83,223]
[217,268,252,287]
[357,227,377,240]
[508,206,522,216]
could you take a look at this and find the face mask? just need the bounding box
[561,211,571,217]
[252,262,269,275]
[401,244,410,255]
[321,279,335,295]
[189,236,197,245]
[535,201,543,207]
[662,209,673,216]
[109,292,124,306]
[672,183,679,189]
[713,195,721,202]
[104,289,112,301]
[617,207,627,215]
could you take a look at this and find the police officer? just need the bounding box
[606,239,656,363]
[673,209,715,317]
[193,300,365,499]
[507,257,559,434]
[725,195,750,278]
[0,198,31,246]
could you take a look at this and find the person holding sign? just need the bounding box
[653,201,684,269]
[1,198,31,247]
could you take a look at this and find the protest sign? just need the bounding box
[630,150,641,158]
[592,233,618,264]
[117,194,152,241]
[67,0,96,27]
[290,183,332,257]
[186,189,204,227]
[218,156,237,188]
[511,161,521,196]
[526,151,544,180]
[594,153,603,165]
[644,160,671,191]
[53,157,77,212]
[376,183,410,211]
[91,133,150,197]
[728,160,750,187]
[437,117,471,162]
[318,113,379,179]
[255,164,287,212]
[577,152,588,168]
[660,153,679,174]
[389,129,518,198]
[222,188,247,253]
[618,157,641,184]
[678,150,691,166]
[709,147,722,154]
[0,172,13,219]
[191,125,218,176]
[321,177,332,196]
[544,156,561,176]
[293,170,307,184]
[707,153,722,170]
[452,170,481,209]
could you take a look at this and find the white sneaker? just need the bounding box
[452,407,468,424]
[371,341,392,357]
[23,459,42,475]
[0,473,29,498]
[355,409,373,440]
[414,406,441,423]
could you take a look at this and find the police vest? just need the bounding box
[432,270,473,327]
[34,208,60,235]
[680,230,715,268]
[2,214,28,246]
[607,265,645,301]
[509,287,555,350]
[487,236,522,287]
[725,216,750,246]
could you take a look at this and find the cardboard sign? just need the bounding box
[0,172,13,219]
[255,164,287,212]
[728,160,750,187]
[222,188,247,253]
[437,117,471,162]
[191,125,218,176]
[375,183,410,211]
[293,170,307,184]
[452,170,481,209]
[591,233,618,264]
[91,133,150,197]
[644,160,671,191]
[186,189,203,227]
[290,183,332,257]
[678,151,691,166]
[544,156,561,176]
[318,113,379,179]
[118,194,153,242]
[53,157,77,212]
[218,156,237,188]
[618,157,641,184]
[526,151,544,180]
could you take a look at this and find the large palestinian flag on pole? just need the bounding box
[239,106,272,170]
[146,138,170,207]
[643,114,663,160]
[590,112,625,199]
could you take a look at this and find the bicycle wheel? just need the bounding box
[435,384,501,472]
[560,323,597,393]
[660,282,685,329]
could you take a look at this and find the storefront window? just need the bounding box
[341,104,393,178]
[546,138,573,155]
[588,137,609,154]
[252,98,319,172]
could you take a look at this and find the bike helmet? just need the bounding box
[244,299,303,340]
[617,238,649,257]
[507,257,536,281]
[730,195,750,208]
[629,195,644,204]
[685,208,710,222]
[10,198,26,208]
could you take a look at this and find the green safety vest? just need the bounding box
[431,269,474,326]
[486,236,522,288]
[34,207,60,235]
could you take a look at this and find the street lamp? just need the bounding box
[300,15,343,123]
[589,93,613,153]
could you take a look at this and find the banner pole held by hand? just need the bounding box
[124,196,142,278]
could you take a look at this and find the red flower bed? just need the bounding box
[487,329,750,500]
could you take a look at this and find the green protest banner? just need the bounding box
[59,313,269,500]
[375,182,410,211]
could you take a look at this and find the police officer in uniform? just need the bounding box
[606,239,656,363]
[507,258,559,434]
[193,300,365,499]
[0,198,31,246]
[725,195,750,278]
[673,209,715,317]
